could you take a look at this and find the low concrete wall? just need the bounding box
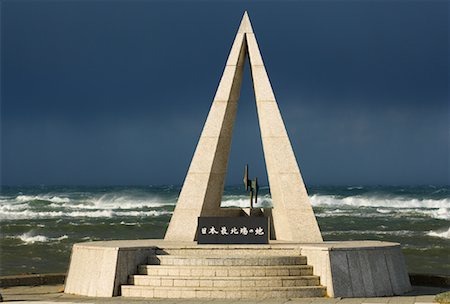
[0,273,65,287]
[301,241,411,297]
[410,273,450,288]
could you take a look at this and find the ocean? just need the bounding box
[0,185,448,276]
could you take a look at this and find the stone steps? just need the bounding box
[129,275,320,287]
[148,255,307,266]
[121,253,325,299]
[138,264,314,277]
[121,285,327,299]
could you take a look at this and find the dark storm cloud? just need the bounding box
[1,1,448,185]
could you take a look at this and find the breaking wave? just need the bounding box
[322,230,417,237]
[1,187,449,220]
[10,232,69,244]
[219,194,449,220]
[16,195,70,203]
[427,228,450,239]
[221,194,272,208]
[309,194,450,209]
[0,190,175,220]
[8,193,174,209]
[0,209,172,220]
[220,194,449,209]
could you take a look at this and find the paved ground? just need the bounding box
[0,284,448,303]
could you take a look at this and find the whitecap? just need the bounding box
[88,194,175,209]
[120,221,139,226]
[426,208,450,220]
[17,233,48,244]
[55,235,69,241]
[11,232,68,244]
[376,208,392,214]
[46,194,176,211]
[0,209,172,220]
[322,230,417,236]
[11,193,174,211]
[427,227,450,239]
[16,195,70,203]
[310,194,450,209]
[8,231,69,245]
[221,195,272,208]
[0,203,29,211]
[114,210,172,217]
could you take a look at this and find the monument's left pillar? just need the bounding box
[164,21,248,241]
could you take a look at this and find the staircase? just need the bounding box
[121,252,326,299]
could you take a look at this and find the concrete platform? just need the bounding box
[1,284,447,303]
[64,239,411,298]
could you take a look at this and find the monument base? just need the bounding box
[64,239,411,298]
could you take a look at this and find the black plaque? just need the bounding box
[197,217,269,244]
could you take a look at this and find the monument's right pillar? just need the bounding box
[245,18,323,242]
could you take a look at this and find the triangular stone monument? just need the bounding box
[66,12,411,300]
[165,12,323,243]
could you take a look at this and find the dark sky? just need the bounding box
[1,1,449,186]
